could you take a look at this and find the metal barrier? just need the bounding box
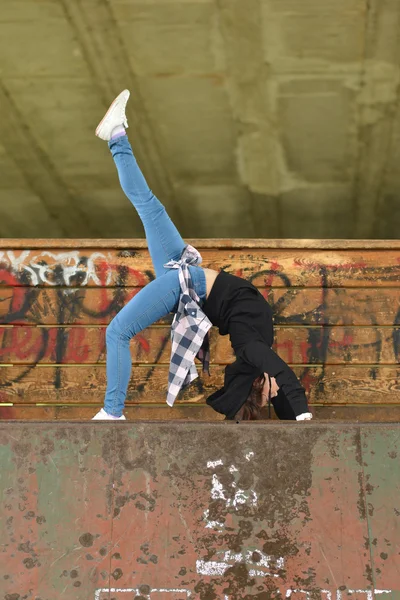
[1,421,399,597]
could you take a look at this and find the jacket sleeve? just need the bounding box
[241,341,309,417]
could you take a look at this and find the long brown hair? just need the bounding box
[236,374,267,420]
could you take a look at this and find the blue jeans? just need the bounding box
[104,135,207,416]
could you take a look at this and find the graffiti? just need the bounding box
[0,249,399,410]
[0,250,116,286]
[0,251,145,326]
[243,259,400,403]
[0,250,148,400]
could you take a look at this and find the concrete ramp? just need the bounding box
[1,422,399,598]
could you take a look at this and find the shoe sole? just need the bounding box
[95,90,129,139]
[92,416,127,420]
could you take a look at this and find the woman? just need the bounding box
[92,90,312,423]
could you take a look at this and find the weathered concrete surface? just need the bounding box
[0,1,400,239]
[1,422,399,598]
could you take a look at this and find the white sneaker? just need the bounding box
[92,408,126,421]
[95,89,130,141]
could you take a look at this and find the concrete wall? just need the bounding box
[0,0,399,238]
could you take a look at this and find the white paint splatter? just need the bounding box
[226,488,258,509]
[197,549,285,578]
[196,559,230,576]
[152,590,191,597]
[207,459,223,468]
[204,456,259,530]
[94,588,395,599]
[348,591,374,600]
[276,556,285,569]
[210,474,227,500]
[94,588,191,599]
[249,569,270,577]
[202,508,224,530]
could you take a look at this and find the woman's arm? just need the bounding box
[242,341,312,420]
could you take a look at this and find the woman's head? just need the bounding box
[235,373,279,420]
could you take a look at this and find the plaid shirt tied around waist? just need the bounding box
[164,245,212,407]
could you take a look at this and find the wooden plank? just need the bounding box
[1,238,400,250]
[0,325,399,365]
[1,248,399,287]
[0,404,224,421]
[0,365,399,405]
[0,287,139,325]
[1,404,400,422]
[311,405,400,421]
[0,287,398,325]
[247,250,400,288]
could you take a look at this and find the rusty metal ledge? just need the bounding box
[1,422,399,599]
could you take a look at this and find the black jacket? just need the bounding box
[203,270,309,419]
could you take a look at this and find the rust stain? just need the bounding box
[0,422,399,597]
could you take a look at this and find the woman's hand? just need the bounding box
[260,374,279,407]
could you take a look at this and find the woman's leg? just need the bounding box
[109,135,185,277]
[104,271,180,416]
[103,267,207,417]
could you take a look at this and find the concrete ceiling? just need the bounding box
[0,0,399,240]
